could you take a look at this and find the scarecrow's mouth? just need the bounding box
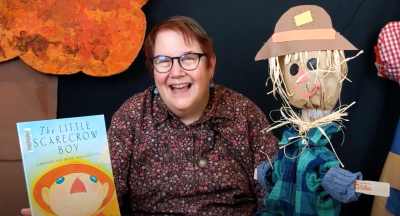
[292,84,321,98]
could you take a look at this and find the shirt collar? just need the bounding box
[279,123,341,148]
[152,85,234,125]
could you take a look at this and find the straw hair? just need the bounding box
[263,49,363,134]
[261,50,363,167]
[267,50,355,100]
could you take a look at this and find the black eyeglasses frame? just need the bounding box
[149,53,207,73]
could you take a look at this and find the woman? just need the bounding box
[21,16,278,215]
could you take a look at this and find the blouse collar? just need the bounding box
[151,85,234,126]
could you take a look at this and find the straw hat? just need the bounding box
[255,5,358,60]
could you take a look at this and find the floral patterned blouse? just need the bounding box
[107,85,279,216]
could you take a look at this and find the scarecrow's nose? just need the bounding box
[70,177,87,194]
[296,68,308,83]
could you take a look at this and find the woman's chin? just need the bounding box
[170,101,193,111]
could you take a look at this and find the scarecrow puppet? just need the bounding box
[254,5,364,216]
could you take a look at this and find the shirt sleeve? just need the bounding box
[247,103,280,208]
[107,106,136,207]
[321,166,363,203]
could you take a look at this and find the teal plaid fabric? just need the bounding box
[255,123,342,216]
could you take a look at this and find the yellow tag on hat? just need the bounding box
[294,10,313,26]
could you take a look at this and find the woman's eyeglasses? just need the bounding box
[149,53,206,73]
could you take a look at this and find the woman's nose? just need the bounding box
[170,60,185,77]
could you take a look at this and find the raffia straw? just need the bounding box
[263,50,362,135]
[261,50,363,168]
[261,83,355,167]
[259,150,274,170]
[261,101,355,136]
[262,101,351,168]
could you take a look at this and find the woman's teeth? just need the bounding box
[171,84,190,90]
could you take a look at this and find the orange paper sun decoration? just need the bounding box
[0,0,148,76]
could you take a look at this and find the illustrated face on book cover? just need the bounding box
[33,162,115,216]
[255,5,360,112]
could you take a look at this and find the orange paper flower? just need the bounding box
[0,0,148,76]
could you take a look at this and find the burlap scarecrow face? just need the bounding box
[277,50,348,110]
[256,5,359,111]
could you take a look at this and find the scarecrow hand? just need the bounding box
[256,161,274,192]
[321,166,363,203]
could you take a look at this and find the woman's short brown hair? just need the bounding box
[143,16,215,75]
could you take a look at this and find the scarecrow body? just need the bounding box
[255,124,361,216]
[254,5,363,216]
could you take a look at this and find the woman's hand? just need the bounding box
[21,208,31,216]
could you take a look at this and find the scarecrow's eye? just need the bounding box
[90,175,98,183]
[56,177,65,184]
[290,64,299,76]
[307,58,317,70]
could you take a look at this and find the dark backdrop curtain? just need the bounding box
[57,0,400,215]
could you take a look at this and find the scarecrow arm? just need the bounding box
[321,166,363,203]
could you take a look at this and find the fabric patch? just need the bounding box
[386,187,400,215]
[294,11,313,26]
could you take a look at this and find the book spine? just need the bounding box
[16,123,35,216]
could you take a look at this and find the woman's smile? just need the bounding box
[169,83,192,94]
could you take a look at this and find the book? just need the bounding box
[16,114,121,216]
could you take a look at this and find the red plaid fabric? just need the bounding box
[375,21,400,83]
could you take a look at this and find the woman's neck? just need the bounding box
[176,90,211,125]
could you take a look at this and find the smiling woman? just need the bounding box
[21,16,280,216]
[144,18,216,125]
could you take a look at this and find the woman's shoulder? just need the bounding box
[215,85,253,101]
[113,86,156,116]
[214,85,266,118]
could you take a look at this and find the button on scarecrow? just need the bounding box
[254,5,364,216]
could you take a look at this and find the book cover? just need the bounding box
[16,114,121,216]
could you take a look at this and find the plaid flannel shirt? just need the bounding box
[255,123,343,216]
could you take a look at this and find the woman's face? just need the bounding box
[153,30,215,116]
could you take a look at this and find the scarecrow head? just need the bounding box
[256,5,360,111]
[33,162,115,216]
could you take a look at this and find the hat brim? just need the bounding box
[255,32,358,60]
